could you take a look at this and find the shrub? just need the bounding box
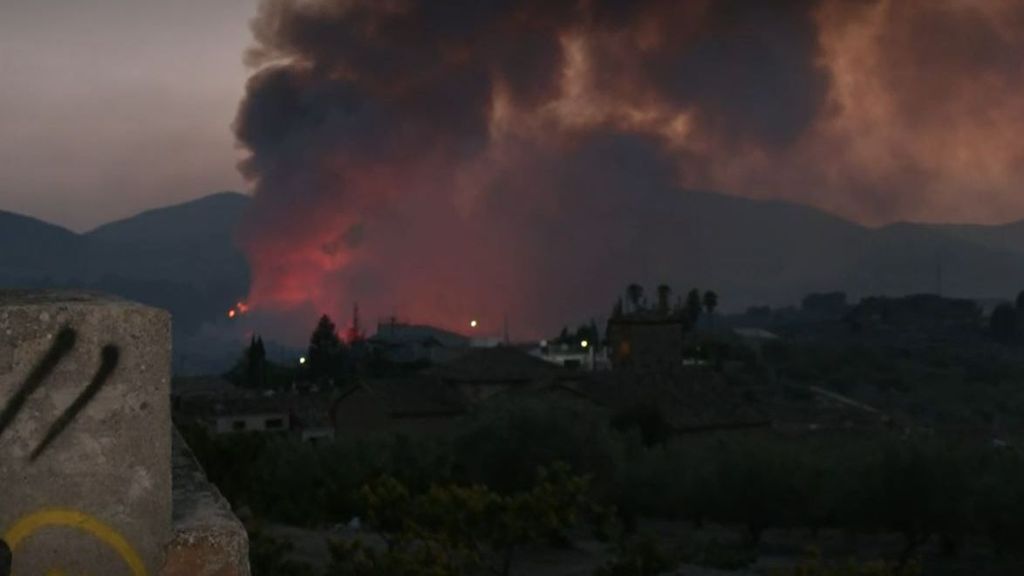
[595,536,678,576]
[452,398,622,496]
[329,464,593,576]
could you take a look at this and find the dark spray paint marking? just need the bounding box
[0,327,77,440]
[0,538,10,576]
[30,345,120,461]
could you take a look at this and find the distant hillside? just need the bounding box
[849,223,1024,299]
[572,188,1024,311]
[81,192,250,336]
[923,221,1024,257]
[3,188,1024,363]
[637,189,870,307]
[0,211,81,283]
[0,192,251,338]
[85,191,249,288]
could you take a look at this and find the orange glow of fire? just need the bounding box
[227,301,251,320]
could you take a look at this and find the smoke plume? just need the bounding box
[234,0,1024,337]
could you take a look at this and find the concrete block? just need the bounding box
[162,428,250,576]
[0,290,171,576]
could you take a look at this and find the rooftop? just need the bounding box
[340,377,467,417]
[427,346,561,384]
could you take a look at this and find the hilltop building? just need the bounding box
[426,346,562,402]
[204,395,290,435]
[847,294,983,337]
[606,310,689,372]
[532,340,610,371]
[330,346,568,437]
[369,318,471,364]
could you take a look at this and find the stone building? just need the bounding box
[606,312,688,372]
[0,291,249,575]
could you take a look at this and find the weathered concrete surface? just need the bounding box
[0,290,171,575]
[162,428,250,576]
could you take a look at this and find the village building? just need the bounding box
[203,394,291,435]
[369,318,471,364]
[606,311,688,372]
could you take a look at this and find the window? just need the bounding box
[232,420,246,431]
[265,418,284,430]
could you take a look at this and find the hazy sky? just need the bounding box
[3,0,1024,237]
[5,0,1024,334]
[0,0,257,231]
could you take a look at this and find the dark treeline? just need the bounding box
[184,398,1024,574]
[189,287,1024,575]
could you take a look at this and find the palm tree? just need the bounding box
[626,284,645,313]
[686,289,703,324]
[673,295,685,317]
[656,284,672,315]
[703,290,719,316]
[703,291,719,329]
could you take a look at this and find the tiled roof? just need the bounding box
[288,392,336,429]
[206,394,289,418]
[427,346,561,384]
[339,376,468,417]
[568,370,768,429]
[172,376,239,400]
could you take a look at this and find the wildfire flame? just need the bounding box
[227,301,250,320]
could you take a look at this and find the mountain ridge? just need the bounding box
[3,188,1024,338]
[0,191,251,339]
[85,191,249,237]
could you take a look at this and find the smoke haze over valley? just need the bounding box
[5,189,1024,365]
[4,0,1024,356]
[230,0,1024,336]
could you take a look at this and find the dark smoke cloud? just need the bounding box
[234,0,1024,337]
[622,0,826,146]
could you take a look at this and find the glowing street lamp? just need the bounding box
[581,340,589,349]
[470,320,478,328]
[299,356,307,365]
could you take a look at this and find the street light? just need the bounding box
[581,340,589,348]
[470,320,478,328]
[299,356,307,365]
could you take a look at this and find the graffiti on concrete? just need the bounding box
[3,508,147,576]
[30,344,119,461]
[0,538,10,576]
[0,326,121,461]
[0,327,76,439]
[0,327,143,574]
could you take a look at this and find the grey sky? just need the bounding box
[0,0,257,231]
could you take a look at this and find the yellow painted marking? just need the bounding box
[4,508,147,576]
